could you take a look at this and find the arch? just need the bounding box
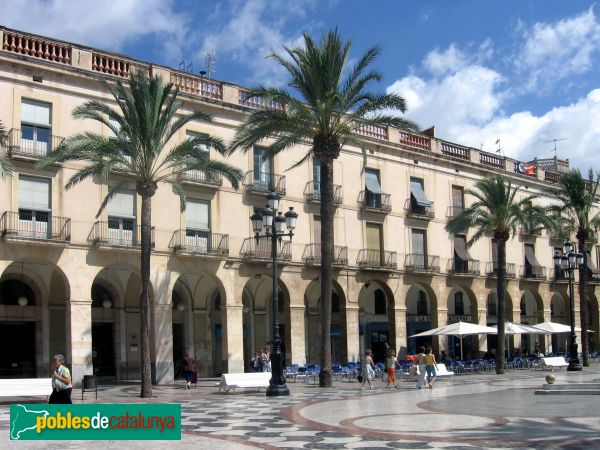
[358,279,395,363]
[405,283,437,354]
[446,286,479,360]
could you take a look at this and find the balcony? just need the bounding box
[242,171,286,196]
[440,141,470,161]
[357,249,397,270]
[485,262,516,278]
[405,199,435,220]
[446,206,464,218]
[358,190,391,213]
[354,123,388,140]
[180,170,223,188]
[447,259,480,276]
[0,211,71,243]
[404,254,440,273]
[170,72,222,100]
[88,221,155,249]
[301,243,348,266]
[550,268,568,283]
[6,128,64,160]
[303,181,342,205]
[169,230,229,256]
[520,265,547,280]
[480,152,505,170]
[238,90,285,111]
[240,237,291,261]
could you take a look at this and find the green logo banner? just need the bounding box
[10,404,181,440]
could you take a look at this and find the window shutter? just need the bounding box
[108,191,135,217]
[21,99,51,126]
[19,176,50,210]
[186,200,209,230]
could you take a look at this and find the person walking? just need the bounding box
[424,346,438,389]
[252,350,261,372]
[416,346,427,390]
[360,349,376,390]
[49,354,72,404]
[260,348,271,372]
[183,351,196,389]
[385,348,398,389]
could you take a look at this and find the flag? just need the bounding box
[495,139,500,144]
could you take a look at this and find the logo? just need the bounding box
[10,404,181,440]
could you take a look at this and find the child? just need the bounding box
[385,348,399,389]
[361,349,376,390]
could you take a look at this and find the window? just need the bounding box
[417,290,428,315]
[374,289,386,315]
[524,243,542,277]
[18,176,51,238]
[185,131,209,152]
[453,235,472,272]
[454,292,464,315]
[21,99,52,156]
[488,294,497,317]
[410,177,431,214]
[366,222,383,265]
[451,185,464,215]
[107,191,136,245]
[253,147,272,191]
[185,199,210,251]
[312,159,321,198]
[108,118,132,167]
[520,299,527,316]
[491,239,498,272]
[364,168,384,208]
[332,292,340,313]
[313,215,321,245]
[411,229,427,269]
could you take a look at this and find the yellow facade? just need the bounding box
[0,27,599,385]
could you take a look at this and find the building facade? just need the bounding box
[1,26,599,385]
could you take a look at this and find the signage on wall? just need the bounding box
[406,315,431,323]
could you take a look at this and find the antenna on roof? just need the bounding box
[186,62,193,73]
[543,138,567,157]
[205,51,216,78]
[179,61,186,71]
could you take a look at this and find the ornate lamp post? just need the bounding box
[250,191,298,396]
[553,241,583,371]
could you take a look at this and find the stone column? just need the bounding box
[394,306,407,359]
[152,303,174,384]
[345,306,360,362]
[288,305,306,365]
[223,304,244,373]
[434,308,449,355]
[65,299,93,387]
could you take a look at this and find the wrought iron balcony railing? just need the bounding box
[356,249,397,270]
[242,171,286,196]
[404,254,440,272]
[301,243,348,266]
[88,221,155,249]
[240,237,291,261]
[303,181,343,205]
[447,258,480,275]
[550,268,568,282]
[6,128,64,159]
[405,199,435,219]
[520,265,547,280]
[169,229,229,256]
[358,190,391,213]
[0,211,71,242]
[180,170,223,187]
[485,262,516,278]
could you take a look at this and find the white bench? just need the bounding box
[435,364,455,378]
[0,378,52,399]
[400,364,454,380]
[539,357,569,371]
[218,372,271,393]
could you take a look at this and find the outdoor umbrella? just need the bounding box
[490,322,546,357]
[531,321,581,334]
[409,321,497,360]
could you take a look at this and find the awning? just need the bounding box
[524,245,541,267]
[454,237,471,260]
[410,179,431,207]
[365,171,384,194]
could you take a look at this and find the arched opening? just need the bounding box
[447,287,478,360]
[486,290,513,355]
[519,290,543,354]
[359,281,394,363]
[90,282,118,378]
[405,285,435,355]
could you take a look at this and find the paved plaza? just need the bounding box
[1,366,599,449]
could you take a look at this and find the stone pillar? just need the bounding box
[223,304,244,373]
[288,305,306,365]
[475,307,489,356]
[394,306,407,359]
[65,299,93,387]
[434,308,449,356]
[152,304,174,384]
[345,306,360,362]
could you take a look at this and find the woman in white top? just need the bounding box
[361,349,376,390]
[416,346,428,390]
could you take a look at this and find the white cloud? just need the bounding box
[196,0,320,84]
[2,0,188,52]
[517,7,600,92]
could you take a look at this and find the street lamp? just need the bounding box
[251,191,298,396]
[553,241,583,371]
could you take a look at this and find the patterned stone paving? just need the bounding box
[1,367,599,449]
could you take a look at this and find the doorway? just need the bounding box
[92,323,115,376]
[172,323,184,379]
[0,322,36,378]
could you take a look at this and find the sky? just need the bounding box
[3,0,600,170]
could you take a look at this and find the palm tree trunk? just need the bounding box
[578,237,589,366]
[496,238,507,374]
[318,156,334,387]
[139,184,156,397]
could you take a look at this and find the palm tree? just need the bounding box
[0,120,14,178]
[38,71,243,397]
[445,175,550,374]
[228,29,418,387]
[547,169,600,366]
